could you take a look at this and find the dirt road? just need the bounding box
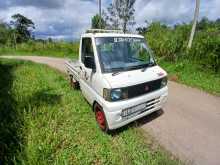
[1,56,220,165]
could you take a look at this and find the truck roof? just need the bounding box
[82,32,144,38]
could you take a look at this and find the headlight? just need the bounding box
[103,88,128,102]
[111,89,122,101]
[161,77,168,87]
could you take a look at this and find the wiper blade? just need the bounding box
[141,63,155,72]
[112,71,122,76]
[111,67,125,76]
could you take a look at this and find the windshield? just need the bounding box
[95,37,156,73]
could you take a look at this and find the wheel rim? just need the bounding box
[95,107,105,129]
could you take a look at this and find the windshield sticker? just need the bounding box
[114,38,141,43]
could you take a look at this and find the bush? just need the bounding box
[143,19,220,73]
[145,22,188,61]
[188,29,220,72]
[0,41,79,58]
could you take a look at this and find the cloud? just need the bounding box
[0,0,219,40]
[200,0,220,20]
[135,0,220,26]
[0,0,65,9]
[0,0,99,40]
[135,0,194,25]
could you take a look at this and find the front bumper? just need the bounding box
[101,86,168,130]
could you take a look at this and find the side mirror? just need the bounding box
[84,56,96,70]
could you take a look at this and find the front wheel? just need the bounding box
[94,103,110,133]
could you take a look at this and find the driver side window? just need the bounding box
[81,38,94,64]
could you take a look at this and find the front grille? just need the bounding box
[126,78,163,99]
[121,97,160,119]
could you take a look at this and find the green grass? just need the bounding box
[0,49,76,58]
[0,42,79,59]
[159,59,220,96]
[1,42,219,96]
[1,40,219,96]
[0,59,180,165]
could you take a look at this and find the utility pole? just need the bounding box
[187,0,200,49]
[98,0,101,17]
[98,0,102,29]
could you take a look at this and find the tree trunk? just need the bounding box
[187,0,200,49]
[13,32,17,50]
[123,21,127,33]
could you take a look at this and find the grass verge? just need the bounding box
[0,59,180,165]
[159,59,220,96]
[0,49,76,59]
[0,42,79,59]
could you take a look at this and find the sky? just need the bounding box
[0,0,219,40]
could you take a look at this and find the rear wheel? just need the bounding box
[94,103,110,133]
[69,75,79,89]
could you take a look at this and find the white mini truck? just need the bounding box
[66,29,168,132]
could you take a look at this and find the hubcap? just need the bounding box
[96,108,105,129]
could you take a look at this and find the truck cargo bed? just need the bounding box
[65,60,81,82]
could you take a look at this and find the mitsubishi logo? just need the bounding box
[144,85,149,92]
[157,72,164,77]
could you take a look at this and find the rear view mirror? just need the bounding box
[84,56,96,71]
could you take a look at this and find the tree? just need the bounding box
[105,0,136,32]
[0,22,10,45]
[187,0,200,49]
[197,17,210,30]
[116,0,136,32]
[10,14,35,43]
[136,20,149,34]
[104,3,120,29]
[91,14,106,29]
[216,18,220,24]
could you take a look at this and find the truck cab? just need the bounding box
[66,29,168,132]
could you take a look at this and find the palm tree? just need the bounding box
[187,0,200,49]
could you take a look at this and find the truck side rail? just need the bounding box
[65,60,81,82]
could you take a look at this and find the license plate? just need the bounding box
[121,103,147,118]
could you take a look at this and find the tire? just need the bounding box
[94,103,110,133]
[69,75,79,89]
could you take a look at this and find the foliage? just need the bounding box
[140,18,220,72]
[103,4,120,29]
[91,14,106,29]
[104,0,136,32]
[0,59,181,165]
[159,59,220,96]
[145,22,190,61]
[0,41,79,59]
[136,26,148,35]
[10,14,35,43]
[188,29,220,72]
[0,13,35,48]
[0,23,11,45]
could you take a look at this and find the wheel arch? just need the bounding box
[93,101,102,112]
